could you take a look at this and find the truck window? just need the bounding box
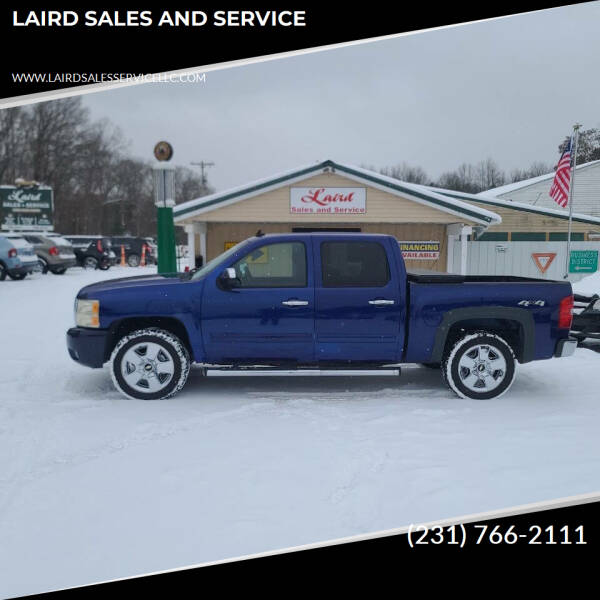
[232,242,307,288]
[321,241,390,287]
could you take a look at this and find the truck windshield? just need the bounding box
[190,241,249,281]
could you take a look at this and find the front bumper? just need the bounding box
[554,337,578,358]
[66,327,110,368]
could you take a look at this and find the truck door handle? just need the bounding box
[282,299,309,306]
[368,299,395,305]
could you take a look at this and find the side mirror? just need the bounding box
[219,267,240,289]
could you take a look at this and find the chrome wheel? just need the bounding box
[444,332,516,400]
[457,344,507,392]
[110,328,191,400]
[121,342,175,393]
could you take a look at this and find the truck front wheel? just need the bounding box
[443,332,516,400]
[110,328,191,400]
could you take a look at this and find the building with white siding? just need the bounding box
[173,160,600,278]
[484,159,600,217]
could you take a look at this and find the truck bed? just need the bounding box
[406,270,560,284]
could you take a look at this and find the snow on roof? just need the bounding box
[425,185,600,227]
[483,159,600,197]
[174,160,501,226]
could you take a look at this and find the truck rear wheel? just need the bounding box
[110,328,191,400]
[443,332,516,400]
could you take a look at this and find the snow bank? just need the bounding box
[573,271,600,296]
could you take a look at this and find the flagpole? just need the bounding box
[564,123,581,279]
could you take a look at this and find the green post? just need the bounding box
[156,205,177,273]
[153,161,178,274]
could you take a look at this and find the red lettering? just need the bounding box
[300,189,357,206]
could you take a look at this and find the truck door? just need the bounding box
[201,239,314,364]
[313,236,404,364]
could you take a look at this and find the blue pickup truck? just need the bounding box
[66,232,577,401]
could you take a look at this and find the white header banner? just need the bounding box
[290,187,366,215]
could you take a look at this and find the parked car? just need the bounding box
[63,236,112,270]
[143,237,158,261]
[66,232,577,401]
[111,236,156,267]
[22,233,77,274]
[0,234,40,280]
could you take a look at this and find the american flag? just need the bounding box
[549,137,572,208]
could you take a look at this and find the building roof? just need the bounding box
[173,160,502,226]
[424,185,600,227]
[483,159,600,197]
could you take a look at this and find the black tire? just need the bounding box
[127,253,140,267]
[443,332,516,400]
[8,272,27,280]
[51,267,67,275]
[421,362,441,369]
[110,328,191,400]
[39,257,49,274]
[0,262,6,281]
[83,256,99,270]
[98,258,110,271]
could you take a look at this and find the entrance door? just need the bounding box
[201,239,314,364]
[313,236,404,364]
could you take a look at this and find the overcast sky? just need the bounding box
[83,3,600,192]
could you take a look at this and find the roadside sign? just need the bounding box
[1,185,53,231]
[569,250,598,273]
[532,252,556,274]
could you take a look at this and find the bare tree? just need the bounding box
[0,96,210,237]
[0,107,26,184]
[509,161,552,183]
[378,162,430,185]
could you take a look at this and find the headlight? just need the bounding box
[76,299,100,328]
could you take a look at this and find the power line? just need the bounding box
[190,161,215,186]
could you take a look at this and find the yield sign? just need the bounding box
[531,252,557,274]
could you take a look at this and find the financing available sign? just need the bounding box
[399,240,441,260]
[1,185,53,231]
[290,187,366,215]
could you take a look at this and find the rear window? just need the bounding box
[51,236,72,246]
[4,236,31,249]
[321,241,390,287]
[67,237,92,247]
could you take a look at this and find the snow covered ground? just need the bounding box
[1,267,600,597]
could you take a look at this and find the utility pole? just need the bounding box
[190,161,214,187]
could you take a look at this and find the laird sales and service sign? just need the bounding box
[1,186,54,231]
[399,241,440,260]
[290,187,366,214]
